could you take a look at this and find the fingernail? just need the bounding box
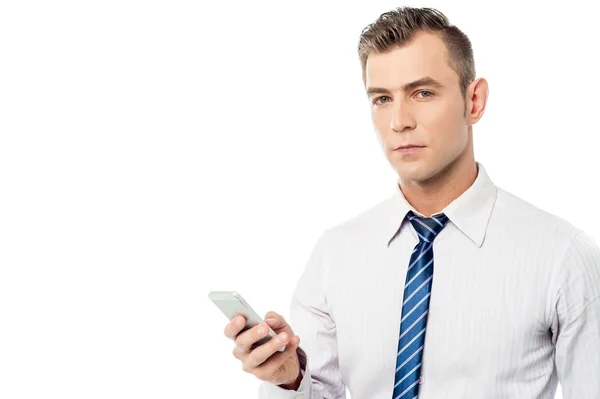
[257,325,266,335]
[265,318,276,324]
[235,317,243,326]
[277,332,288,343]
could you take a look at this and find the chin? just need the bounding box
[394,163,438,183]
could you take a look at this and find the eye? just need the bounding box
[416,90,434,99]
[373,96,391,105]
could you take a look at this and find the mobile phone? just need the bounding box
[208,291,286,352]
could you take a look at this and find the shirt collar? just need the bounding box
[386,161,497,248]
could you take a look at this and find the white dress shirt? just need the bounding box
[258,161,600,399]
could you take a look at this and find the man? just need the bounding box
[222,6,600,399]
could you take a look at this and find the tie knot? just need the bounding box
[407,211,449,242]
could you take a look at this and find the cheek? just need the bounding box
[418,103,467,153]
[418,100,460,126]
[420,103,465,142]
[372,111,392,147]
[371,109,388,129]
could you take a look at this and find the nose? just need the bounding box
[390,102,416,132]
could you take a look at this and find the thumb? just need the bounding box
[264,312,290,331]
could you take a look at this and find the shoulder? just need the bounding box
[495,187,600,314]
[561,230,600,287]
[494,186,581,241]
[318,194,395,247]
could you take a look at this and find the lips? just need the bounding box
[394,145,425,150]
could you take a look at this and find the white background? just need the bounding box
[1,0,598,398]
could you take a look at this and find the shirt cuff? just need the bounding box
[258,347,311,398]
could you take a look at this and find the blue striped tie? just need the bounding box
[392,210,450,399]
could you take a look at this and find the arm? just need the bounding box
[552,231,600,398]
[259,230,346,399]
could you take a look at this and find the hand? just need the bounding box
[224,311,303,389]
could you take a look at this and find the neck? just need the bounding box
[399,144,477,218]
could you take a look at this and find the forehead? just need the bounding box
[365,31,457,89]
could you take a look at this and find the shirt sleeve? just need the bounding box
[552,230,600,398]
[258,230,347,399]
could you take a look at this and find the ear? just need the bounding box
[465,77,489,126]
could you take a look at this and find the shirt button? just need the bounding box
[419,376,425,384]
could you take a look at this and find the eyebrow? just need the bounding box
[366,76,444,97]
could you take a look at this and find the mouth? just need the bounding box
[393,144,425,154]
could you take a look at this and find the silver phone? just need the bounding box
[208,291,286,352]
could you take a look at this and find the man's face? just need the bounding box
[365,31,472,183]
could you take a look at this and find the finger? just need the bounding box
[235,322,269,353]
[224,315,246,340]
[264,311,279,321]
[264,317,279,329]
[264,312,287,329]
[253,335,301,375]
[247,331,295,368]
[264,314,295,337]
